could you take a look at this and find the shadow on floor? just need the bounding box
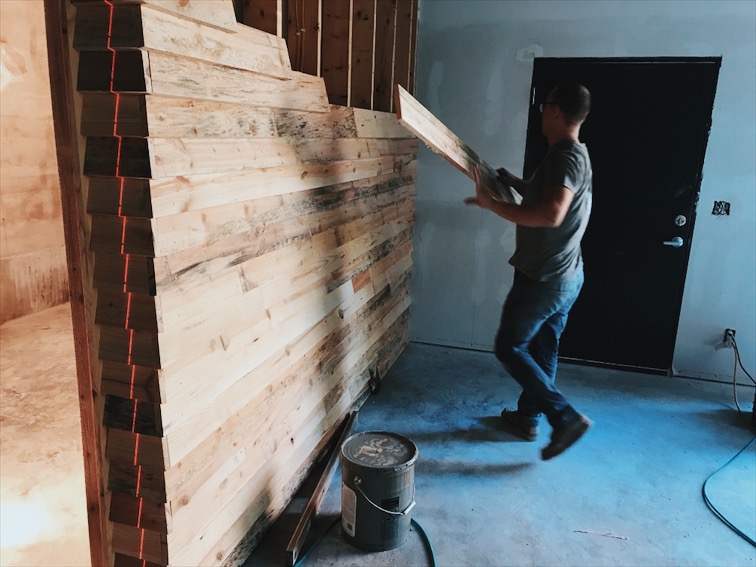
[246,342,756,567]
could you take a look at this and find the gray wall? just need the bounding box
[410,0,755,380]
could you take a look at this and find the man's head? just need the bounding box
[541,83,591,143]
[544,83,591,125]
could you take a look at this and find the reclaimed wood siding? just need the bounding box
[69,0,416,564]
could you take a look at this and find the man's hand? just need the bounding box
[464,166,496,210]
[497,167,526,193]
[496,167,515,185]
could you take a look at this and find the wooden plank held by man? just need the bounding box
[393,84,521,204]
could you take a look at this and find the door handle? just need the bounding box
[663,236,684,248]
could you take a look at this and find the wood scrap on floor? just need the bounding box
[286,411,358,566]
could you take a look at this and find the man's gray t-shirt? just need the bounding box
[509,140,592,283]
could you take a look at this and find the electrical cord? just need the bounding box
[729,336,755,413]
[293,515,437,567]
[701,436,756,547]
[732,337,755,384]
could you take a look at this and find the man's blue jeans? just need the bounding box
[494,269,584,429]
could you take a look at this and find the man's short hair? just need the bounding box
[548,83,591,125]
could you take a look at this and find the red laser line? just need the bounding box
[115,137,123,177]
[129,365,137,399]
[117,177,125,215]
[132,399,139,432]
[133,432,141,467]
[113,92,121,137]
[123,254,130,293]
[137,497,144,528]
[125,292,133,329]
[127,329,135,366]
[105,2,148,556]
[120,218,128,256]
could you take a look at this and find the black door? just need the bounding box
[523,58,720,371]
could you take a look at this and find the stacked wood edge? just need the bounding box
[57,0,418,564]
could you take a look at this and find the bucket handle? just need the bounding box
[353,476,416,517]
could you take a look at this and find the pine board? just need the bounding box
[146,51,329,112]
[148,153,415,219]
[394,84,520,203]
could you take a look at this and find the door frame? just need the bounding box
[524,56,721,373]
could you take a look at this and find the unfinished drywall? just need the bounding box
[0,0,68,323]
[51,0,416,564]
[411,0,755,380]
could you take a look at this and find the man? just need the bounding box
[466,83,593,460]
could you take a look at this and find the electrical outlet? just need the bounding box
[715,328,736,350]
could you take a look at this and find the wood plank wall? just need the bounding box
[242,0,419,111]
[0,0,69,323]
[59,0,417,564]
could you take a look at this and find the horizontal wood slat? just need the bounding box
[77,50,150,93]
[81,97,411,140]
[101,360,163,403]
[75,4,290,77]
[98,326,160,367]
[90,214,154,255]
[92,252,156,294]
[108,457,167,503]
[109,491,169,533]
[73,0,240,33]
[148,153,415,218]
[111,521,168,565]
[148,51,329,112]
[87,176,153,218]
[106,428,167,470]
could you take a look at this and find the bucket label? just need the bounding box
[342,484,357,537]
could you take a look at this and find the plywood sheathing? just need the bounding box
[60,0,417,564]
[0,0,69,323]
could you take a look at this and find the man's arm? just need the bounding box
[466,167,574,228]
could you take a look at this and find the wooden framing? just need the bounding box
[350,0,376,109]
[321,0,350,106]
[243,0,419,111]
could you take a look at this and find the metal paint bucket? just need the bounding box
[340,431,418,551]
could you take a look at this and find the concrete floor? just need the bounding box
[247,342,756,567]
[1,306,754,566]
[0,304,89,566]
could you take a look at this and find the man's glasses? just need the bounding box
[539,102,559,113]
